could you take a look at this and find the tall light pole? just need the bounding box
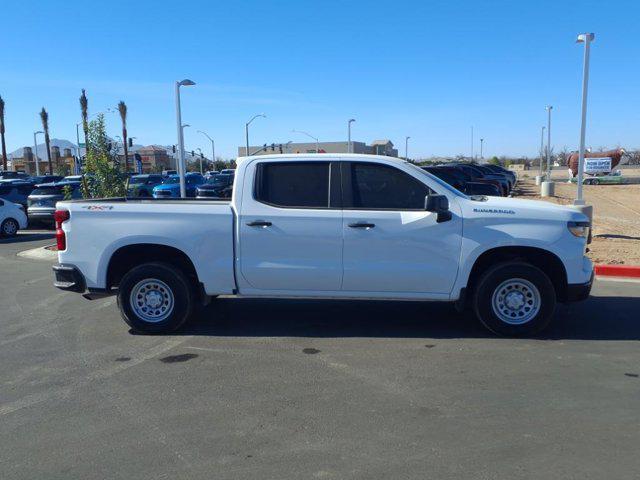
[575,33,595,206]
[245,113,266,156]
[405,136,410,160]
[347,119,356,153]
[197,130,215,165]
[292,129,319,153]
[545,106,553,178]
[470,126,474,161]
[539,126,545,177]
[480,138,484,160]
[33,131,44,176]
[175,79,196,198]
[196,148,204,174]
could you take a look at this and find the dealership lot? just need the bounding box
[1,236,640,479]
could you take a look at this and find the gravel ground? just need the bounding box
[516,173,640,265]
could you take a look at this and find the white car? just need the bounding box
[52,154,593,336]
[0,199,28,237]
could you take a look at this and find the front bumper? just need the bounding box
[565,269,594,302]
[53,264,86,293]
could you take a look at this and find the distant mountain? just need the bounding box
[9,138,146,159]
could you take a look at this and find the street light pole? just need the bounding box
[575,33,595,206]
[545,106,553,178]
[539,126,545,177]
[175,79,195,198]
[480,138,484,160]
[292,129,319,153]
[197,130,215,165]
[348,119,356,153]
[245,114,266,156]
[33,131,43,176]
[405,136,410,160]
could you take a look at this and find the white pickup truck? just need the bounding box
[53,154,593,336]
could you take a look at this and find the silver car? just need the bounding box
[27,182,82,224]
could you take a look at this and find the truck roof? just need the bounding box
[235,153,407,166]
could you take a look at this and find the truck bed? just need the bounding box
[56,197,236,295]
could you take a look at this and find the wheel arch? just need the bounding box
[466,246,568,302]
[106,243,199,291]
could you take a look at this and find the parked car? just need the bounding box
[196,173,234,199]
[126,174,164,197]
[162,169,178,177]
[63,175,84,183]
[0,198,28,237]
[152,173,205,198]
[204,170,219,179]
[484,164,517,183]
[0,181,36,208]
[0,171,30,181]
[53,154,593,337]
[449,164,508,196]
[28,175,64,185]
[220,169,236,175]
[473,164,515,190]
[27,181,82,224]
[422,167,501,196]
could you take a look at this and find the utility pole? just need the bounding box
[539,126,545,177]
[575,33,595,206]
[245,114,266,156]
[546,106,553,178]
[480,138,484,160]
[175,79,196,197]
[405,136,410,160]
[470,126,474,161]
[348,119,356,153]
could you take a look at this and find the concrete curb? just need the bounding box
[595,265,640,279]
[17,245,58,261]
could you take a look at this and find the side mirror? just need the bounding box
[425,194,452,223]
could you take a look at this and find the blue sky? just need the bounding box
[1,0,638,159]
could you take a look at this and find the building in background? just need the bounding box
[137,145,174,172]
[9,146,75,174]
[238,139,398,157]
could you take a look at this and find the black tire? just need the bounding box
[1,218,19,237]
[117,262,194,334]
[473,262,556,337]
[591,178,599,185]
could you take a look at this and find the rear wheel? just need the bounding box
[1,218,19,237]
[473,262,556,336]
[117,262,194,334]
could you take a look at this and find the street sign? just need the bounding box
[584,157,611,174]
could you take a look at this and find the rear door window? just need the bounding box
[254,162,331,208]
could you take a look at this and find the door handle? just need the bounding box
[348,222,375,229]
[246,220,272,227]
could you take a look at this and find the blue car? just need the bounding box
[152,173,205,198]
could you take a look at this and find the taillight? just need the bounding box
[54,209,70,251]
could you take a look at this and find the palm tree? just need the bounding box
[79,89,89,155]
[0,95,7,171]
[40,108,52,175]
[117,101,128,172]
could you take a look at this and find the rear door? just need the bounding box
[341,161,462,295]
[238,160,343,292]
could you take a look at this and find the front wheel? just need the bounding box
[117,262,194,334]
[473,262,557,336]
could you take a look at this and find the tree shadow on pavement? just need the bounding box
[180,294,640,341]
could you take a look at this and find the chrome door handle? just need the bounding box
[246,220,272,227]
[348,222,375,228]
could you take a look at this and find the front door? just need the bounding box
[341,161,462,295]
[238,160,343,292]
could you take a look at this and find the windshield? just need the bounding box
[162,176,180,184]
[129,176,147,185]
[207,175,231,185]
[405,163,468,198]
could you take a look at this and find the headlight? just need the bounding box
[568,221,590,239]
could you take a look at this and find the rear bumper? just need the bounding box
[565,270,594,302]
[53,264,86,293]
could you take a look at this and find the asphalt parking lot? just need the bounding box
[1,235,640,479]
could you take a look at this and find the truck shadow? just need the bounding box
[0,233,54,244]
[180,294,640,341]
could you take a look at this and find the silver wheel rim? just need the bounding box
[129,279,174,323]
[491,278,541,325]
[3,220,17,235]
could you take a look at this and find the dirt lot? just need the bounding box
[516,170,640,265]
